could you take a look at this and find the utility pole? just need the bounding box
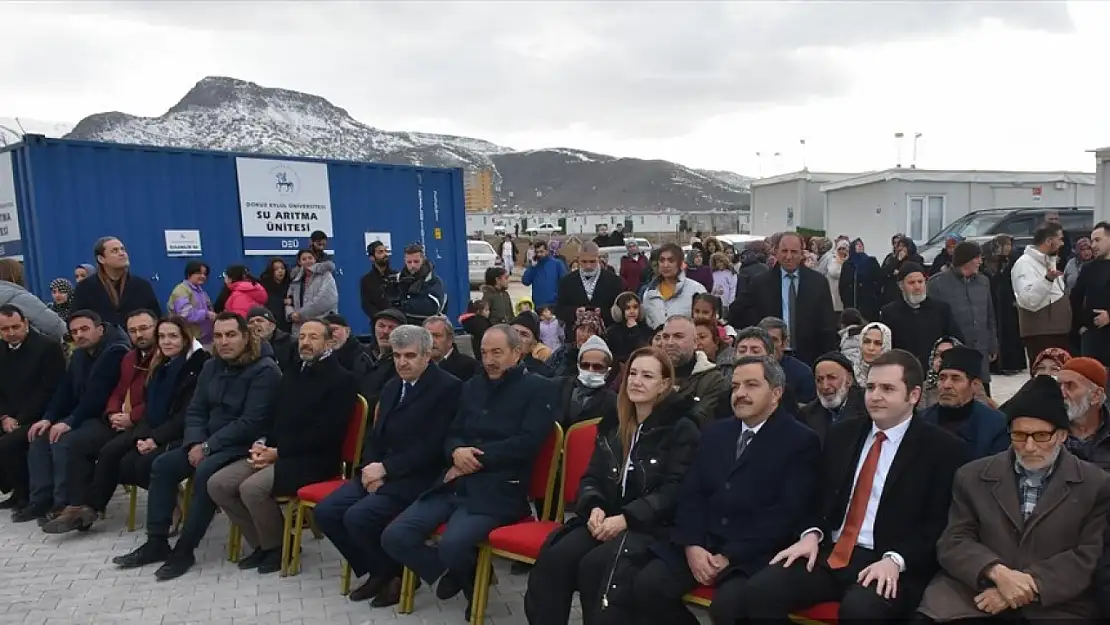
[800,139,807,170]
[912,133,923,169]
[894,132,905,168]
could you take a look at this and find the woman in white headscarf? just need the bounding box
[849,321,892,385]
[826,239,850,312]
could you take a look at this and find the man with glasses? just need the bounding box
[916,375,1110,623]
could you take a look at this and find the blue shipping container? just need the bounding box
[0,135,469,335]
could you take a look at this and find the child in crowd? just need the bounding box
[537,306,563,352]
[515,297,534,315]
[838,307,866,365]
[606,291,653,366]
[459,299,491,356]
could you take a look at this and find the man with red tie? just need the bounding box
[742,349,969,621]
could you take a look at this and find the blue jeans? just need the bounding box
[380,491,507,587]
[147,447,241,551]
[28,430,70,509]
[314,479,409,579]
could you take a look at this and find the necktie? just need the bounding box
[827,431,887,569]
[735,429,755,460]
[400,382,411,403]
[787,273,798,349]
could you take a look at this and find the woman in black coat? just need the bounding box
[838,238,882,322]
[524,347,701,625]
[983,235,1025,373]
[879,236,924,305]
[259,257,292,333]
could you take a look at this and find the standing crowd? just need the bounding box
[1,218,1110,625]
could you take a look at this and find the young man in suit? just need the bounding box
[728,233,838,366]
[629,355,822,625]
[313,324,461,607]
[744,348,968,621]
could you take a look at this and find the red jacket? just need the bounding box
[619,254,648,293]
[105,349,152,423]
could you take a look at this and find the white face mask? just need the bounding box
[577,369,608,388]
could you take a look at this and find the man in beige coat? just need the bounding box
[916,375,1110,622]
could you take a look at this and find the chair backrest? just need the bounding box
[342,394,370,477]
[557,418,601,522]
[530,422,564,522]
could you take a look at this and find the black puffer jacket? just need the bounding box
[572,393,701,540]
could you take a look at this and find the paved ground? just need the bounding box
[0,277,1028,625]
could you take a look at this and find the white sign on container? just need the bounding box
[236,157,334,256]
[164,229,203,257]
[364,232,393,253]
[0,152,24,260]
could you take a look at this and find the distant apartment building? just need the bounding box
[464,167,495,213]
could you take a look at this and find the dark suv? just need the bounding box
[918,207,1093,264]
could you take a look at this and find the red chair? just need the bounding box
[467,418,597,624]
[683,585,839,624]
[397,421,568,619]
[284,395,370,593]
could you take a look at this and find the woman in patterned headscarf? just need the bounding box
[547,307,605,377]
[48,278,74,321]
[1064,237,1094,293]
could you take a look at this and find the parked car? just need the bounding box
[918,207,1093,264]
[467,239,498,288]
[493,224,508,236]
[525,223,561,236]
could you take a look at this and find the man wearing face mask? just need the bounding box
[554,335,618,429]
[799,352,866,443]
[361,241,396,325]
[880,262,964,371]
[555,243,623,343]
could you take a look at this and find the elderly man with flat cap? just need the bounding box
[798,351,866,443]
[1057,357,1110,472]
[880,261,965,372]
[919,345,1008,460]
[916,375,1110,623]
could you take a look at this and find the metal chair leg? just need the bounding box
[290,502,307,576]
[398,568,416,614]
[280,500,295,576]
[126,486,137,532]
[470,547,493,625]
[227,526,241,562]
[340,561,351,595]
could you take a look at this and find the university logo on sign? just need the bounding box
[272,166,299,196]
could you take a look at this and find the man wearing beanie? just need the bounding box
[799,351,866,442]
[928,241,998,392]
[551,335,617,429]
[919,345,1008,460]
[246,306,297,373]
[917,375,1110,623]
[880,261,964,371]
[509,312,555,377]
[1058,357,1110,471]
[1012,221,1072,362]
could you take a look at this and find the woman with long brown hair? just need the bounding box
[525,346,700,625]
[0,258,67,341]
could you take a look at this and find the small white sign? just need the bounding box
[165,229,203,257]
[364,232,392,253]
[0,152,24,260]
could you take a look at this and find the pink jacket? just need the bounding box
[225,281,268,319]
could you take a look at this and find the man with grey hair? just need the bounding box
[382,324,555,620]
[629,354,821,624]
[757,317,817,405]
[423,315,479,381]
[315,323,462,608]
[555,241,623,342]
[661,315,730,426]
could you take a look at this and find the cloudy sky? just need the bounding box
[2,1,1106,176]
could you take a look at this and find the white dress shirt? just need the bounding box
[805,416,912,571]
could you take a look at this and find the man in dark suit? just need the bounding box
[744,349,968,621]
[423,315,480,381]
[728,233,837,366]
[628,355,821,625]
[381,324,555,620]
[555,243,623,341]
[314,324,461,607]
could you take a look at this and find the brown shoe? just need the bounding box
[41,505,96,534]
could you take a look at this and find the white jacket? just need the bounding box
[642,273,707,329]
[1011,245,1066,313]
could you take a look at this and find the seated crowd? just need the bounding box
[4,280,1110,625]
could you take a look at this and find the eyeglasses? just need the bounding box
[1010,431,1056,443]
[579,362,609,373]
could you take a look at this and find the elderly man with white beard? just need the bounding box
[798,352,866,442]
[1058,357,1110,472]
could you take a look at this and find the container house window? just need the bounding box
[908,195,946,242]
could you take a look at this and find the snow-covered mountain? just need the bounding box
[62,76,750,212]
[0,117,73,146]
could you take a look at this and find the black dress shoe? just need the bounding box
[11,503,50,523]
[370,577,405,608]
[436,573,464,600]
[349,576,389,602]
[113,539,172,568]
[154,550,196,581]
[256,549,283,575]
[236,548,269,570]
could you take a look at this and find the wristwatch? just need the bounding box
[201,442,210,457]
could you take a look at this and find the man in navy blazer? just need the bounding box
[314,325,461,608]
[628,355,822,625]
